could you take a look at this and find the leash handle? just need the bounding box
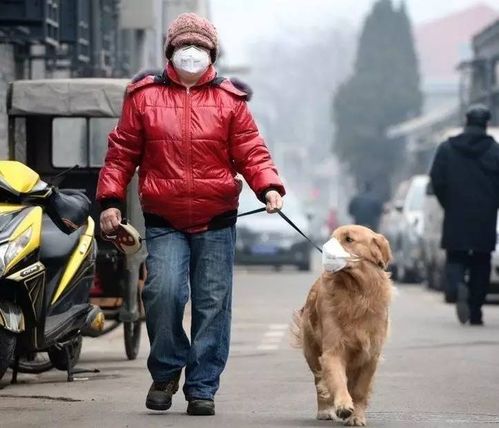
[277,210,323,253]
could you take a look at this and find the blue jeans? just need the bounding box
[142,225,236,400]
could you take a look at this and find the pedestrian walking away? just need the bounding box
[96,12,285,416]
[348,182,383,231]
[430,104,499,325]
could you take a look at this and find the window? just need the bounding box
[89,118,117,166]
[52,118,87,168]
[405,178,428,212]
[52,117,117,168]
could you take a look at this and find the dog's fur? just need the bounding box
[293,225,393,427]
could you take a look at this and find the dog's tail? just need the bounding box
[290,307,304,349]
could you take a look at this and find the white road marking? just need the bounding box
[269,324,288,330]
[256,344,280,351]
[254,323,289,352]
[261,336,283,344]
[264,330,286,338]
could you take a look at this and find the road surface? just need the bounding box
[1,261,499,427]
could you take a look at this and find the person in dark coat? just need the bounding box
[348,183,383,231]
[430,104,499,325]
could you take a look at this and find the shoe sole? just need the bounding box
[187,409,215,416]
[146,400,172,411]
[456,283,470,324]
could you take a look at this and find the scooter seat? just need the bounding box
[40,214,85,264]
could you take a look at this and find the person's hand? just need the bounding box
[265,190,283,214]
[100,208,122,235]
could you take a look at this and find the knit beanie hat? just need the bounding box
[165,13,218,63]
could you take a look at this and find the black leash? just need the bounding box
[277,211,323,254]
[143,207,323,254]
[143,207,266,241]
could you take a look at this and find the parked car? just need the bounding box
[422,127,499,299]
[381,176,428,282]
[379,180,409,255]
[421,180,446,292]
[235,185,312,271]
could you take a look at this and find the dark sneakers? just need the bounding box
[146,376,180,411]
[187,399,215,416]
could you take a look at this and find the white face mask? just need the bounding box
[322,238,359,273]
[172,46,210,75]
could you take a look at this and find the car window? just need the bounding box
[394,181,409,202]
[405,179,427,211]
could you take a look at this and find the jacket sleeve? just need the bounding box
[229,100,285,201]
[429,143,447,208]
[96,92,144,206]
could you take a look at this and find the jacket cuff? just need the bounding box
[99,198,124,213]
[258,187,281,203]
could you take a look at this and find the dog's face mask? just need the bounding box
[326,226,392,272]
[322,238,360,273]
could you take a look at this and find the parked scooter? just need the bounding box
[0,161,104,382]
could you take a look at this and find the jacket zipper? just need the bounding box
[185,87,193,228]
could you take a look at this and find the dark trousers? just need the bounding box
[445,250,491,322]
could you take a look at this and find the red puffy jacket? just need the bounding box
[96,63,285,233]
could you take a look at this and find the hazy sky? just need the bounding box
[211,0,499,64]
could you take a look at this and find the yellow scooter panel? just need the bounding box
[52,218,95,304]
[0,161,45,194]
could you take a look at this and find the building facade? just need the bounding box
[0,0,208,157]
[462,19,499,125]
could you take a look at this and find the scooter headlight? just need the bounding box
[0,227,33,275]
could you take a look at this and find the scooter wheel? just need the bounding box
[0,329,16,380]
[16,353,53,374]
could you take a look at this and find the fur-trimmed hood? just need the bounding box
[130,68,253,101]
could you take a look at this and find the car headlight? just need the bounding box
[0,227,33,275]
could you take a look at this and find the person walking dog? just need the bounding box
[96,13,285,415]
[430,104,499,325]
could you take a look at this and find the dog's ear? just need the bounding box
[370,234,392,269]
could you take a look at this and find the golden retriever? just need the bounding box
[293,225,393,426]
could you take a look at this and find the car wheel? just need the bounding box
[396,262,407,283]
[297,260,311,272]
[389,263,398,281]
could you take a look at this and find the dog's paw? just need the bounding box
[345,414,367,426]
[335,404,354,420]
[316,408,336,420]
